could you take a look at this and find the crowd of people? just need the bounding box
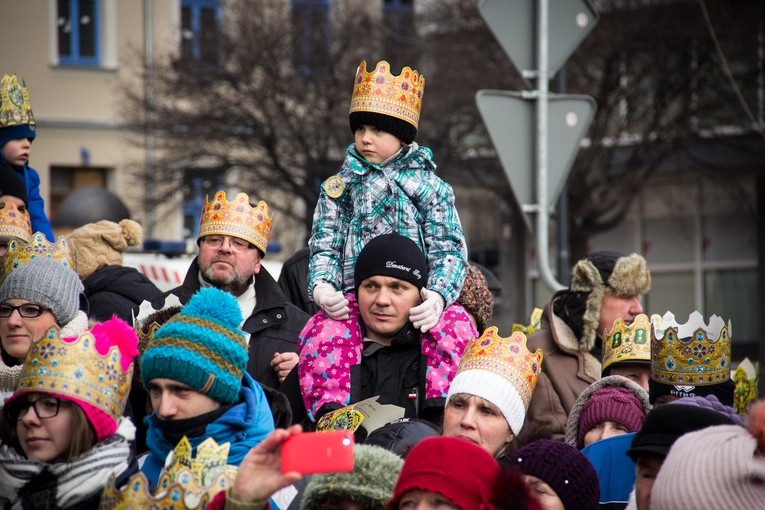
[0,59,762,510]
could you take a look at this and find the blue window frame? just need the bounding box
[57,0,100,66]
[181,0,221,62]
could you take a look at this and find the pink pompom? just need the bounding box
[91,316,140,372]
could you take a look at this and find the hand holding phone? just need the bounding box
[280,430,354,475]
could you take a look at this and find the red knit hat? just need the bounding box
[578,386,646,448]
[386,436,500,510]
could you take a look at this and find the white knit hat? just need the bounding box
[651,424,765,510]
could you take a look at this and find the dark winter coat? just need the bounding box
[81,265,164,322]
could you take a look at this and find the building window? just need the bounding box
[291,0,331,75]
[181,0,220,63]
[49,166,106,219]
[383,0,416,66]
[57,0,100,66]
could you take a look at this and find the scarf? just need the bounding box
[0,418,135,509]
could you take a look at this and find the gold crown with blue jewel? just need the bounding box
[198,191,272,255]
[650,311,731,386]
[349,60,425,130]
[602,314,652,371]
[0,74,35,129]
[99,436,237,509]
[0,232,74,281]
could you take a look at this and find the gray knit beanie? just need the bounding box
[301,444,403,510]
[0,256,83,324]
[651,424,765,510]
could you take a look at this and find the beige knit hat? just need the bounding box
[65,219,142,280]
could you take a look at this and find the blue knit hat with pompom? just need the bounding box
[140,287,248,404]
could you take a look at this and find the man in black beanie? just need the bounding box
[525,250,652,439]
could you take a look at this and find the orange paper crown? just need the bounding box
[349,60,425,130]
[1,232,74,280]
[198,191,273,255]
[0,74,35,129]
[14,326,134,424]
[651,311,732,386]
[602,314,652,371]
[0,202,32,244]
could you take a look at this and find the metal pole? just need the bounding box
[536,0,565,291]
[144,0,155,239]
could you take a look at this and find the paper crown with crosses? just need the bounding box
[133,294,183,355]
[99,436,237,509]
[447,327,543,435]
[602,314,652,372]
[13,324,135,431]
[197,191,272,255]
[650,311,732,386]
[349,60,425,131]
[0,74,35,129]
[732,357,759,415]
[0,202,32,244]
[1,231,74,280]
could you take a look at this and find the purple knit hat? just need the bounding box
[578,386,647,448]
[509,439,600,510]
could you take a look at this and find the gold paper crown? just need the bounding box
[0,202,32,243]
[1,232,74,280]
[0,74,35,129]
[198,191,272,255]
[455,327,544,410]
[349,60,425,130]
[15,326,134,423]
[99,436,237,509]
[602,314,652,371]
[650,311,732,386]
[732,357,759,415]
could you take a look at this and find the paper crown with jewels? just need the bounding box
[448,327,543,435]
[602,314,652,372]
[99,436,237,509]
[198,191,272,255]
[349,60,425,131]
[0,231,74,280]
[0,202,32,244]
[13,324,135,429]
[0,74,35,129]
[650,311,732,386]
[133,294,183,355]
[732,357,759,415]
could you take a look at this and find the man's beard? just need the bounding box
[201,265,252,296]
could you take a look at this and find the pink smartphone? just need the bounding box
[280,431,355,475]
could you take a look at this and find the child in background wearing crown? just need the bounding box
[300,60,476,423]
[0,74,55,241]
[0,318,139,509]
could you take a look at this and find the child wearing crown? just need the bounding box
[0,74,55,241]
[300,60,475,423]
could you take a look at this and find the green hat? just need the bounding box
[301,444,403,510]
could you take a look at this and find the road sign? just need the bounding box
[476,90,596,230]
[478,0,599,78]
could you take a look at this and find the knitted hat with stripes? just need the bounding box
[140,287,247,404]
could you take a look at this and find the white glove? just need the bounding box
[409,288,445,333]
[313,283,350,320]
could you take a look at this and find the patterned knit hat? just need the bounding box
[509,439,600,510]
[458,264,494,332]
[141,287,248,405]
[354,233,428,291]
[651,422,765,510]
[301,444,403,510]
[66,219,142,280]
[0,256,83,325]
[447,327,543,436]
[8,317,139,441]
[386,436,501,510]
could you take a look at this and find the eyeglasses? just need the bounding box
[0,303,49,318]
[6,396,67,422]
[201,235,255,252]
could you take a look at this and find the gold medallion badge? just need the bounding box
[323,176,345,199]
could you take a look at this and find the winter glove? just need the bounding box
[409,288,445,333]
[313,282,350,320]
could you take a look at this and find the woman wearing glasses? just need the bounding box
[0,317,139,509]
[0,256,87,404]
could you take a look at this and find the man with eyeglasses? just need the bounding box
[156,191,309,392]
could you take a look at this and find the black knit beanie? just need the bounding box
[349,111,416,144]
[0,160,28,205]
[354,233,428,291]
